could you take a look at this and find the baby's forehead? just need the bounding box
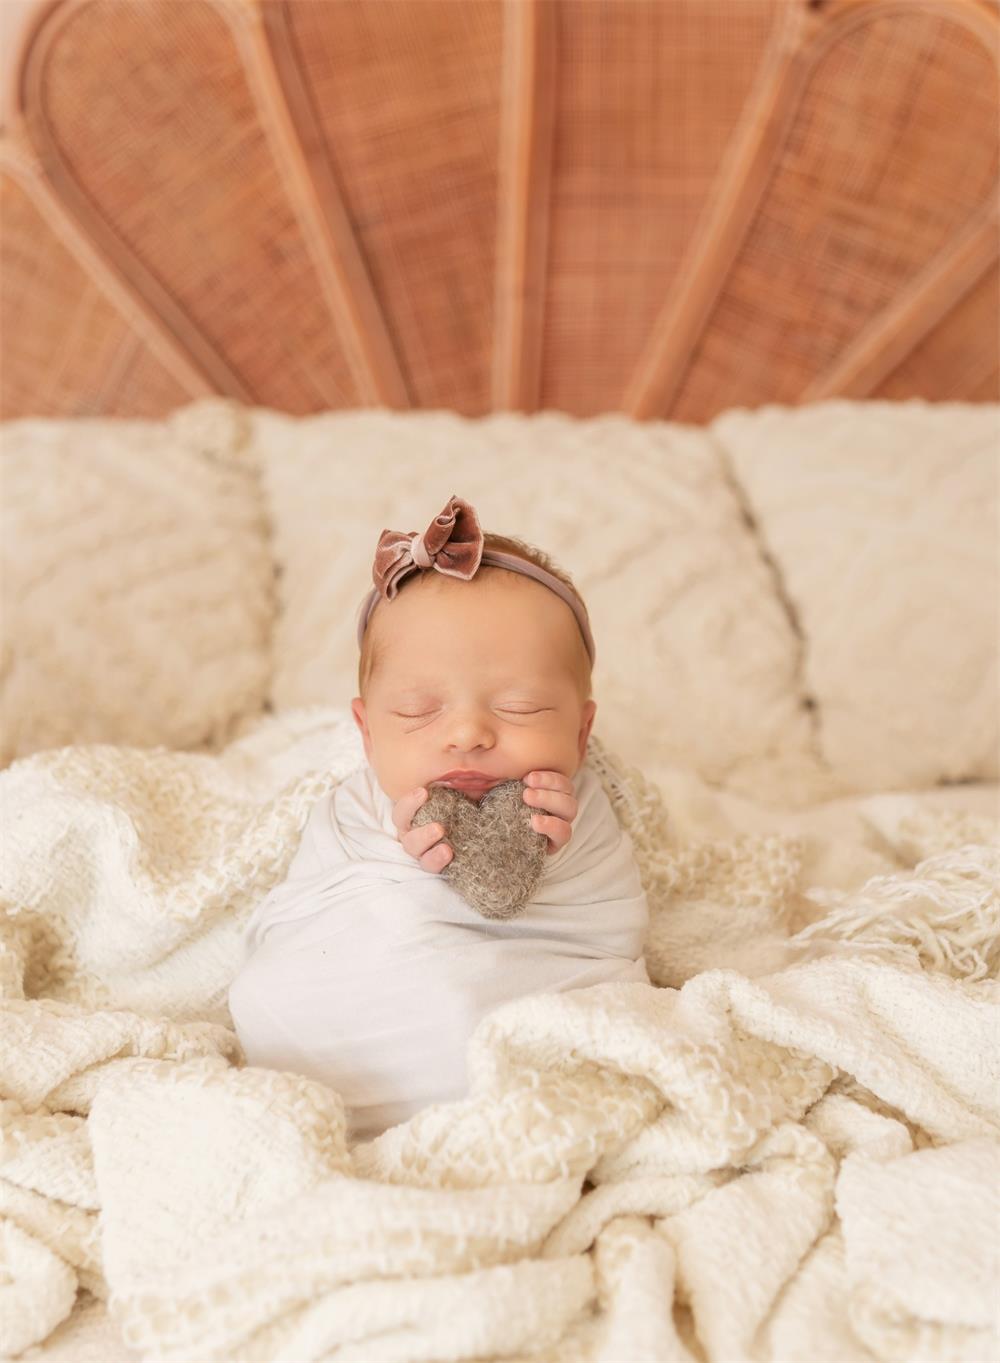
[370,576,583,682]
[376,634,574,691]
[382,658,563,690]
[386,574,561,628]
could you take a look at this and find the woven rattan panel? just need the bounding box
[542,0,784,415]
[0,167,191,417]
[39,0,360,412]
[669,5,999,421]
[875,262,1000,403]
[289,0,502,413]
[1,0,997,420]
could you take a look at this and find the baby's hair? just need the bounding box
[357,530,593,700]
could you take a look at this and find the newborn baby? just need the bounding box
[227,495,650,1142]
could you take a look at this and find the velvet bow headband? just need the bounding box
[355,494,596,666]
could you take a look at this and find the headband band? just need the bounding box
[355,494,596,666]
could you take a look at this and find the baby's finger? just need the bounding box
[522,786,577,822]
[405,823,452,866]
[401,821,453,870]
[523,770,574,795]
[392,786,430,835]
[421,842,453,873]
[530,813,572,856]
[401,818,446,856]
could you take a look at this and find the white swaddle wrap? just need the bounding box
[228,759,650,1140]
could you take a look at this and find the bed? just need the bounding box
[1,2,999,1361]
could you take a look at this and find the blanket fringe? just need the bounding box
[786,844,999,983]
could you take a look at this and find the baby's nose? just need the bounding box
[446,720,496,748]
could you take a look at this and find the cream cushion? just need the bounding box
[711,399,1000,791]
[0,399,274,766]
[252,407,831,807]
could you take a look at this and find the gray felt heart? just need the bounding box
[411,779,548,920]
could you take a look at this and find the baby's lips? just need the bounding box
[431,775,502,792]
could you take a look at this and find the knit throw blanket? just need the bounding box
[1,709,998,1362]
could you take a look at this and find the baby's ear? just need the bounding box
[350,699,372,758]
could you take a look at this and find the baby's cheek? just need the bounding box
[370,770,411,807]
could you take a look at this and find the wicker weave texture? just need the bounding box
[876,261,1000,402]
[670,5,999,420]
[0,169,191,417]
[41,0,360,411]
[1,0,997,420]
[542,0,784,415]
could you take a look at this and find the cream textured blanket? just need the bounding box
[1,708,998,1362]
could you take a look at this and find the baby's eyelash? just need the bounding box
[393,707,549,719]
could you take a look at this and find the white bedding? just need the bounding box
[1,707,997,1363]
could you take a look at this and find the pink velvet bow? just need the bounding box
[372,494,485,600]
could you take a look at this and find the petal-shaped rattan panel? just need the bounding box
[2,0,997,420]
[0,163,192,418]
[21,0,361,412]
[286,0,503,413]
[541,0,785,414]
[664,3,999,421]
[875,262,1000,402]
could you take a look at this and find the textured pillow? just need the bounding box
[711,399,1000,791]
[0,398,274,767]
[252,408,834,806]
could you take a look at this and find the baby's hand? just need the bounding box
[522,770,578,856]
[393,787,453,873]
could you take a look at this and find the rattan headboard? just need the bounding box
[1,0,997,421]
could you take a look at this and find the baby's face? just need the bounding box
[351,575,596,804]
